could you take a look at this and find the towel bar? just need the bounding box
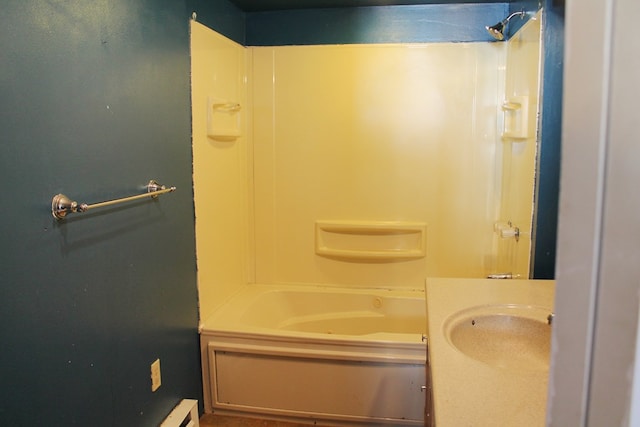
[51,180,176,220]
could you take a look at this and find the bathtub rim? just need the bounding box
[199,282,427,339]
[202,328,427,362]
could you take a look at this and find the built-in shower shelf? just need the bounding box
[207,96,241,140]
[501,95,529,140]
[315,220,427,262]
[501,101,522,110]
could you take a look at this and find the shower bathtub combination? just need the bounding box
[199,284,428,425]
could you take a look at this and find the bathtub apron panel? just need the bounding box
[210,346,424,424]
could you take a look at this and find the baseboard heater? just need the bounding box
[161,399,199,427]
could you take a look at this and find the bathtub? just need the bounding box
[199,284,427,426]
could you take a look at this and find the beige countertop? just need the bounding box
[425,278,555,427]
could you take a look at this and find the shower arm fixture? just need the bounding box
[486,10,526,41]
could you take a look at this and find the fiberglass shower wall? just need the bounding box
[191,22,251,319]
[494,12,542,279]
[191,21,543,317]
[251,43,506,289]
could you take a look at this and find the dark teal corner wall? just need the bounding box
[190,2,511,45]
[0,1,201,425]
[246,4,508,45]
[532,0,563,279]
[505,0,563,279]
[187,0,246,45]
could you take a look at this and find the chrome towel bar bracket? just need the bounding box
[51,180,176,220]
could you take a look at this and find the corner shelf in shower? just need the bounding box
[501,95,529,140]
[207,96,241,140]
[315,220,427,262]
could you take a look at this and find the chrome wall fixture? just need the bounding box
[486,10,526,41]
[51,180,176,220]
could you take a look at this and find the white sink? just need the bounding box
[444,305,552,371]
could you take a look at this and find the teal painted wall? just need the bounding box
[245,4,508,45]
[188,0,246,45]
[532,0,563,279]
[0,1,201,425]
[191,2,512,44]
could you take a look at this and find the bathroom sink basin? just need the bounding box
[445,305,552,371]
